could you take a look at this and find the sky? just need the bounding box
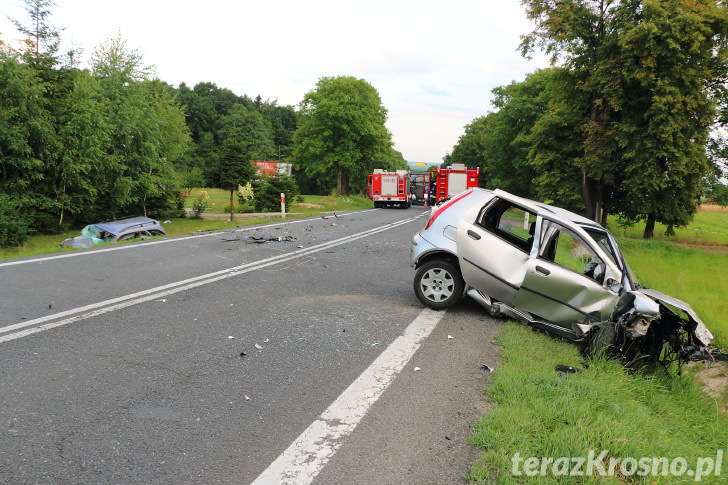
[0,0,549,165]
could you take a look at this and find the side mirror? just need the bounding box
[605,277,622,294]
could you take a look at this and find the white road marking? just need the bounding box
[1,215,419,343]
[252,308,444,485]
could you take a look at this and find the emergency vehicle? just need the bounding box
[408,171,431,206]
[367,169,411,208]
[433,163,480,203]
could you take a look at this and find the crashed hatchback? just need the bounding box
[410,188,725,367]
[59,216,166,248]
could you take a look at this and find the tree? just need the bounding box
[175,82,254,186]
[0,51,57,227]
[216,104,274,220]
[11,0,61,63]
[89,33,190,219]
[607,0,728,237]
[521,0,622,221]
[521,0,728,237]
[293,76,393,195]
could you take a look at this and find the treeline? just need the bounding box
[445,0,728,238]
[1,32,195,246]
[1,2,404,247]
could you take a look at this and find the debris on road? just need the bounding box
[223,234,297,243]
[255,344,263,350]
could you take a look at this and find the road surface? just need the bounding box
[0,207,501,483]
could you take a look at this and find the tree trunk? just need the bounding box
[229,189,234,222]
[643,213,656,239]
[336,166,343,196]
[581,172,601,222]
[59,178,66,225]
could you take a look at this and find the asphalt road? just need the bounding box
[0,207,501,484]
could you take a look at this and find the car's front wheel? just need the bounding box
[413,260,464,310]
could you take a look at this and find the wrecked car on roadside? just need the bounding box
[410,188,726,368]
[59,216,167,248]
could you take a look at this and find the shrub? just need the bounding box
[253,176,302,212]
[191,191,210,218]
[0,195,33,247]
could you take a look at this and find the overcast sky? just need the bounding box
[0,0,549,164]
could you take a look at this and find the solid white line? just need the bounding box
[0,216,419,343]
[252,308,445,485]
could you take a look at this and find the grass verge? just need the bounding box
[617,237,728,349]
[468,323,728,484]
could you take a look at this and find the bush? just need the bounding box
[253,176,302,212]
[0,195,33,247]
[191,191,210,218]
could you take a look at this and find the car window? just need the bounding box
[583,228,618,266]
[117,232,141,241]
[147,229,165,236]
[539,220,605,282]
[479,199,537,253]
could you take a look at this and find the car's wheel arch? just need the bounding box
[414,249,461,272]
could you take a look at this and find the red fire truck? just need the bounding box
[433,163,480,203]
[367,169,411,208]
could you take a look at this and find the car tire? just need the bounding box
[413,260,464,310]
[586,321,618,357]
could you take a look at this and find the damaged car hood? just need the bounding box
[636,287,714,347]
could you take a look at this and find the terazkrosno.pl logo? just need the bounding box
[511,450,723,481]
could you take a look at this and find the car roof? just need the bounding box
[491,188,604,230]
[93,217,163,236]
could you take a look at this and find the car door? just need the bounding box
[513,219,619,327]
[457,198,537,305]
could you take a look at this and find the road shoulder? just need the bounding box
[314,300,503,484]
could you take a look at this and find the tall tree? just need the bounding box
[216,104,273,220]
[11,0,61,59]
[90,33,190,219]
[608,0,728,237]
[521,0,728,237]
[293,76,392,195]
[521,0,621,221]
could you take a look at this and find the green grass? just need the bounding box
[468,323,728,484]
[184,188,373,215]
[610,210,728,248]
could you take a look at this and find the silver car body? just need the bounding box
[60,216,167,248]
[410,188,717,364]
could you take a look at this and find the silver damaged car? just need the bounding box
[410,188,725,367]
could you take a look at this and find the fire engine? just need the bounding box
[367,169,411,208]
[433,163,479,203]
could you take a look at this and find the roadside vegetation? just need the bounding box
[468,323,728,484]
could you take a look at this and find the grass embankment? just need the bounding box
[468,208,728,484]
[0,193,372,259]
[468,324,728,484]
